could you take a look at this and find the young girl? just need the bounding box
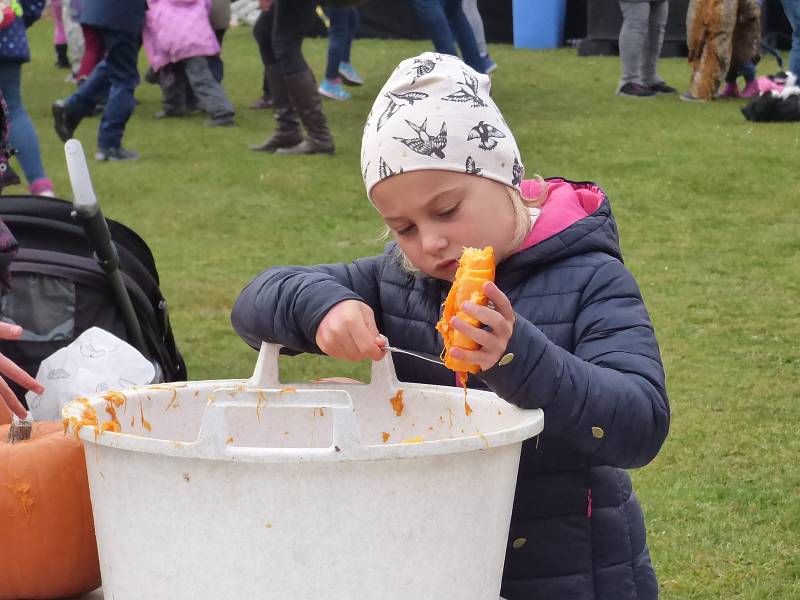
[232,52,669,599]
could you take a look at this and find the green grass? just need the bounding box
[22,21,800,598]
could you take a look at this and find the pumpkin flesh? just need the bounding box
[435,246,496,378]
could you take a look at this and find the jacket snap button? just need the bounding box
[512,537,527,549]
[592,426,604,439]
[498,353,514,366]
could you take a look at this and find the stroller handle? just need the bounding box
[65,139,98,218]
[63,139,150,358]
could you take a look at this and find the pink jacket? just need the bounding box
[143,0,220,72]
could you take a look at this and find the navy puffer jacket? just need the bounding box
[232,179,669,599]
[79,0,146,36]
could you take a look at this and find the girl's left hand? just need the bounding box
[448,281,515,372]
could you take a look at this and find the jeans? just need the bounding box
[324,6,358,80]
[0,62,47,185]
[461,0,488,58]
[782,0,800,75]
[408,0,485,73]
[618,1,668,88]
[66,27,140,149]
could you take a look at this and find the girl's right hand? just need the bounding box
[315,300,386,362]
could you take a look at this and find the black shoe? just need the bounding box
[95,147,140,161]
[205,113,234,127]
[52,99,79,141]
[649,81,677,95]
[617,82,656,98]
[55,44,70,69]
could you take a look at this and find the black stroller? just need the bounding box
[0,173,187,406]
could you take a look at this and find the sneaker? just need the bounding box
[95,147,140,161]
[739,80,760,99]
[649,81,677,94]
[52,99,79,142]
[679,92,707,102]
[338,62,363,86]
[617,82,656,98]
[29,178,55,196]
[249,95,273,110]
[318,78,351,101]
[205,113,235,127]
[482,54,498,74]
[718,82,739,98]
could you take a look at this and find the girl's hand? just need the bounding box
[315,300,386,362]
[0,323,44,420]
[448,281,515,372]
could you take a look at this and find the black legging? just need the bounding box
[252,0,316,75]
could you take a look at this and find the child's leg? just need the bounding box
[0,64,49,189]
[183,56,234,119]
[618,1,649,89]
[324,6,347,81]
[208,29,226,84]
[158,63,188,116]
[52,0,69,68]
[641,0,668,86]
[341,8,358,65]
[78,25,104,81]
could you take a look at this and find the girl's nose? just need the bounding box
[420,229,447,255]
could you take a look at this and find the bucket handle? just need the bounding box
[249,341,399,394]
[197,387,361,457]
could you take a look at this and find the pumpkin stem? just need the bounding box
[7,419,33,444]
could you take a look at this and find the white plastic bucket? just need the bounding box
[63,343,543,600]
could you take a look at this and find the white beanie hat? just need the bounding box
[361,52,524,201]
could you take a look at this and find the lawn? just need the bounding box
[22,19,800,599]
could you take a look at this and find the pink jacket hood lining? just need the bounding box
[516,178,605,252]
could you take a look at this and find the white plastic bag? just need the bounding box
[26,327,156,421]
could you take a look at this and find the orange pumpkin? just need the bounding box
[0,421,101,599]
[435,246,496,378]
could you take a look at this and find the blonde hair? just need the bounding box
[382,177,548,275]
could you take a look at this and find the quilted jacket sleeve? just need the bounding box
[231,256,384,354]
[478,259,669,469]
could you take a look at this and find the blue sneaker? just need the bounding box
[483,55,498,74]
[338,62,364,86]
[318,78,351,101]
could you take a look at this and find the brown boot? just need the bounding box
[276,69,335,155]
[249,64,303,153]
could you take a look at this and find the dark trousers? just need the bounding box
[252,0,317,75]
[160,56,234,118]
[408,0,484,73]
[324,6,358,80]
[66,27,140,149]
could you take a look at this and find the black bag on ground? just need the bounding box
[0,195,187,406]
[741,92,800,122]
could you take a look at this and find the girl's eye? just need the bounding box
[438,204,459,218]
[396,224,416,236]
